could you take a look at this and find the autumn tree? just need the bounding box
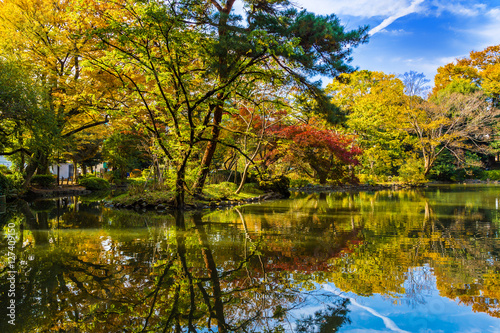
[190,1,369,194]
[83,0,368,207]
[223,83,293,193]
[0,0,113,187]
[101,130,152,179]
[0,59,57,179]
[408,91,499,175]
[267,118,361,184]
[433,44,500,107]
[327,71,414,178]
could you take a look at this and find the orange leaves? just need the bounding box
[433,44,500,98]
[265,120,362,184]
[275,123,361,165]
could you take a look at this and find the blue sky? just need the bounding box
[294,0,500,85]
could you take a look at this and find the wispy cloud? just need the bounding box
[322,284,410,333]
[299,0,423,18]
[475,8,500,48]
[444,6,500,51]
[368,0,425,35]
[433,1,487,17]
[377,28,412,36]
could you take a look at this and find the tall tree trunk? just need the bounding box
[193,2,235,194]
[423,152,433,176]
[193,214,228,332]
[22,150,43,190]
[174,163,186,209]
[193,101,223,194]
[235,162,251,194]
[38,153,49,174]
[235,140,263,194]
[73,159,78,181]
[19,133,25,173]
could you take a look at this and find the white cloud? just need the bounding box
[378,28,412,36]
[296,0,423,18]
[368,0,425,35]
[446,7,500,51]
[432,1,487,17]
[475,8,500,48]
[437,56,464,65]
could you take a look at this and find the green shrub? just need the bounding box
[142,169,152,179]
[31,174,56,188]
[462,152,484,179]
[429,151,484,182]
[130,169,142,178]
[0,165,11,174]
[111,170,126,184]
[0,173,13,195]
[78,176,110,190]
[482,170,500,181]
[398,158,425,185]
[7,172,23,189]
[241,183,264,194]
[428,159,457,181]
[358,174,377,185]
[103,172,114,182]
[287,172,311,188]
[258,175,290,197]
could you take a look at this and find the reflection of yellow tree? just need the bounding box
[3,188,500,330]
[430,212,500,318]
[316,189,500,317]
[1,204,354,332]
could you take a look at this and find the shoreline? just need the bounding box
[12,180,498,212]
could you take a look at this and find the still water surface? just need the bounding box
[1,185,499,332]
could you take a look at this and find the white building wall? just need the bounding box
[50,163,73,178]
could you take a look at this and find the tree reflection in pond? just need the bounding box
[1,185,500,332]
[0,202,350,332]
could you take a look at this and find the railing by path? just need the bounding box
[57,177,77,185]
[56,173,106,186]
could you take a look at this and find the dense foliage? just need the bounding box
[78,176,110,191]
[30,174,56,188]
[0,0,499,203]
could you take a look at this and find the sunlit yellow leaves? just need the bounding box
[327,70,413,177]
[433,44,500,101]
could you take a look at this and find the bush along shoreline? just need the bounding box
[104,176,400,213]
[106,177,500,213]
[106,178,290,212]
[11,171,499,212]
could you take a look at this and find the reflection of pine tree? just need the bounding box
[295,298,351,333]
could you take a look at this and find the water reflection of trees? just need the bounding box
[237,189,500,317]
[311,189,499,317]
[1,187,499,332]
[1,200,351,332]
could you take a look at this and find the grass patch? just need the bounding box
[111,190,175,206]
[203,182,263,200]
[109,181,264,208]
[482,170,500,181]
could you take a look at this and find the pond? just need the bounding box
[1,185,499,332]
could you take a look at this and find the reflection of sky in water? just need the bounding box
[100,236,112,251]
[286,267,500,333]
